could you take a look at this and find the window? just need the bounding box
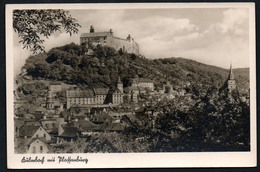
[32,146,36,153]
[44,134,46,138]
[36,134,39,138]
[40,146,43,153]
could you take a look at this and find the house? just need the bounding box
[27,138,50,154]
[112,89,124,105]
[124,87,139,103]
[90,112,113,125]
[57,125,80,143]
[49,81,62,92]
[71,119,97,136]
[132,77,154,91]
[93,88,109,104]
[40,118,57,132]
[95,122,124,132]
[34,107,47,120]
[19,125,40,139]
[22,113,35,120]
[19,126,51,141]
[80,25,139,55]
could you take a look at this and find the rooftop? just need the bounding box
[19,125,40,137]
[80,32,112,38]
[93,88,109,95]
[66,89,95,98]
[95,122,124,131]
[59,126,79,138]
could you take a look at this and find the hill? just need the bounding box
[20,43,249,94]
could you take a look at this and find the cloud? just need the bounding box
[151,8,249,69]
[221,9,248,33]
[206,8,249,35]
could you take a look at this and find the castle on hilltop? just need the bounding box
[80,25,139,55]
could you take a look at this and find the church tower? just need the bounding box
[227,64,236,92]
[117,77,123,93]
[46,88,54,109]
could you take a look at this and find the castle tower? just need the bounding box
[227,64,236,92]
[117,77,123,93]
[127,34,132,41]
[90,25,95,33]
[109,29,113,35]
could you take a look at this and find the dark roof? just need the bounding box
[49,127,58,135]
[14,118,26,128]
[92,113,113,122]
[24,120,41,126]
[112,89,123,94]
[60,126,79,138]
[19,125,40,137]
[96,122,124,131]
[80,32,112,38]
[72,120,97,131]
[66,89,94,98]
[93,88,109,95]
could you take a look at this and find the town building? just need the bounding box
[19,125,51,141]
[49,81,62,92]
[31,126,52,141]
[132,77,154,91]
[27,138,49,154]
[66,88,109,109]
[57,125,80,143]
[40,117,63,133]
[112,77,124,105]
[80,26,139,55]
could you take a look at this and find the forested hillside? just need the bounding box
[21,43,249,93]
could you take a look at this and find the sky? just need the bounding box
[13,7,251,75]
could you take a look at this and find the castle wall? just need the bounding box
[106,37,139,55]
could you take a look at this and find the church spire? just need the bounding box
[117,76,123,93]
[227,63,236,92]
[229,63,235,80]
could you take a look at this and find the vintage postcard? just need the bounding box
[6,3,256,168]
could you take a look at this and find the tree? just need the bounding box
[13,10,81,53]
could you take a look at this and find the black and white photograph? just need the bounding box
[6,3,256,168]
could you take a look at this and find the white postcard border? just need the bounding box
[6,3,256,169]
